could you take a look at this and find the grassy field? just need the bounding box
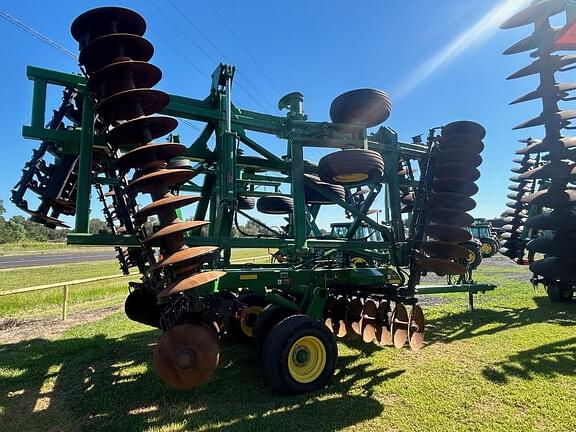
[0,258,575,431]
[0,241,111,256]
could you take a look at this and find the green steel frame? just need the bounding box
[22,64,495,312]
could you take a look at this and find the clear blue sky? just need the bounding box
[0,0,553,229]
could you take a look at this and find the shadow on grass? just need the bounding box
[0,328,392,432]
[482,337,576,384]
[426,297,576,346]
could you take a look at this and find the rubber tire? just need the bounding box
[318,149,384,186]
[257,196,294,214]
[460,240,483,270]
[228,293,267,342]
[546,282,574,302]
[330,88,392,128]
[480,237,498,258]
[261,315,338,394]
[305,180,345,205]
[253,305,293,353]
[237,196,255,210]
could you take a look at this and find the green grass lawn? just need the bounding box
[0,241,110,256]
[1,260,575,431]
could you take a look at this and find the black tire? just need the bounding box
[125,288,162,328]
[460,240,483,270]
[237,196,255,210]
[253,305,293,353]
[318,149,384,186]
[330,88,392,128]
[257,196,293,214]
[480,237,498,258]
[304,176,345,204]
[546,281,574,302]
[228,293,267,342]
[261,315,338,394]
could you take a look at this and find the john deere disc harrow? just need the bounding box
[501,0,576,301]
[12,6,495,394]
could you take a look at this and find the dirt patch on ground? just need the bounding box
[0,305,121,344]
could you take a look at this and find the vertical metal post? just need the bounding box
[291,138,307,248]
[62,284,69,321]
[75,93,94,233]
[468,291,474,313]
[31,80,47,129]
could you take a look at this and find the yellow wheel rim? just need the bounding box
[351,257,367,266]
[333,173,369,183]
[287,336,326,383]
[466,250,476,264]
[239,305,263,338]
[481,242,492,254]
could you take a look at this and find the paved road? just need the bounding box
[0,250,117,269]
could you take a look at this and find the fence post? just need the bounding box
[62,284,69,321]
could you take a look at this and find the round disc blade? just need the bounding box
[154,323,219,389]
[530,257,576,280]
[71,7,146,45]
[117,143,186,170]
[429,192,476,212]
[126,169,196,194]
[432,178,479,196]
[422,241,470,260]
[425,224,472,243]
[98,88,169,121]
[88,60,162,98]
[374,301,391,346]
[440,134,485,153]
[134,194,201,220]
[391,303,409,349]
[436,149,483,167]
[417,257,467,276]
[434,163,480,182]
[157,270,226,298]
[442,121,486,139]
[345,298,364,336]
[428,208,474,227]
[408,305,425,351]
[79,33,153,74]
[106,115,178,147]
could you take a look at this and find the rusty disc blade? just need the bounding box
[23,209,70,228]
[360,299,378,343]
[507,55,576,79]
[515,137,576,154]
[134,194,201,220]
[525,210,576,230]
[522,188,576,208]
[514,110,576,130]
[153,323,219,389]
[374,301,391,346]
[126,169,196,194]
[106,116,178,147]
[442,121,486,139]
[154,246,219,270]
[324,317,336,334]
[425,224,472,243]
[143,220,209,245]
[333,297,349,338]
[440,134,485,153]
[429,192,476,212]
[500,0,565,29]
[504,28,563,56]
[530,257,576,280]
[432,178,479,196]
[422,241,470,260]
[436,149,483,167]
[117,143,186,170]
[97,88,170,121]
[345,298,364,336]
[88,60,162,98]
[520,161,576,180]
[71,7,146,45]
[417,257,467,276]
[408,304,425,351]
[434,163,480,182]
[527,236,576,257]
[428,208,474,227]
[511,82,576,105]
[157,270,226,298]
[391,303,409,349]
[79,33,153,74]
